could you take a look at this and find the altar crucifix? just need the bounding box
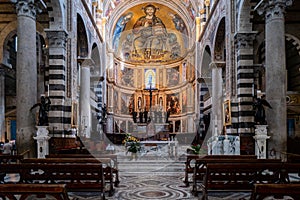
[149,82,153,109]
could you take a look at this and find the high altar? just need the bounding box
[104,4,197,139]
[105,60,196,138]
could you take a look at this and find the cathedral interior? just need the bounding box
[0,0,300,168]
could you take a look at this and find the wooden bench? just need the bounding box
[22,157,114,196]
[0,163,106,200]
[280,162,300,183]
[46,153,120,187]
[0,154,23,164]
[184,155,257,187]
[250,183,300,200]
[198,162,283,200]
[0,184,70,200]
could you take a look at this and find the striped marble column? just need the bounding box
[234,32,257,154]
[198,79,209,138]
[45,30,68,135]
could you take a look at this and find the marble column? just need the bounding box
[210,62,225,135]
[79,59,94,138]
[0,69,5,141]
[14,0,38,155]
[257,0,292,158]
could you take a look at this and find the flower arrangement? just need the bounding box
[187,144,201,154]
[122,133,141,153]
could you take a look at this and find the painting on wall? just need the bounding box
[145,69,156,89]
[71,102,78,128]
[223,100,231,126]
[121,93,133,115]
[121,67,134,87]
[114,90,119,113]
[112,3,187,64]
[166,93,181,115]
[182,90,187,113]
[167,66,179,87]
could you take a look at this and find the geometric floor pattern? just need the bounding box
[68,173,252,200]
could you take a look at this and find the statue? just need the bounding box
[30,96,51,126]
[253,95,272,125]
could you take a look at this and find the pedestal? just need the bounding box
[208,135,240,155]
[33,126,50,158]
[253,125,270,159]
[223,135,230,155]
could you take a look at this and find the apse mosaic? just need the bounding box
[112,3,188,64]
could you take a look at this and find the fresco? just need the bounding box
[166,93,181,115]
[120,67,135,87]
[112,3,188,64]
[166,66,179,87]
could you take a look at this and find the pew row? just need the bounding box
[184,154,257,186]
[21,158,114,196]
[46,153,120,187]
[0,163,106,200]
[0,184,70,200]
[250,183,300,200]
[192,159,283,198]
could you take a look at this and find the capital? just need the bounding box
[234,32,257,49]
[256,0,293,22]
[209,61,225,69]
[12,0,38,19]
[78,58,95,69]
[45,30,68,48]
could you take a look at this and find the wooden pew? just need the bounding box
[192,158,282,196]
[46,153,120,187]
[22,158,114,196]
[250,183,300,200]
[0,154,23,164]
[0,184,70,200]
[184,155,257,187]
[280,162,300,183]
[199,161,283,200]
[0,163,106,200]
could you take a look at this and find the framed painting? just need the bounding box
[223,100,231,126]
[71,102,78,128]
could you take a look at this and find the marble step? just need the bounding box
[118,159,185,173]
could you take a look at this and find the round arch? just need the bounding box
[47,0,65,29]
[77,14,89,58]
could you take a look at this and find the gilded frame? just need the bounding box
[223,100,231,126]
[71,102,78,128]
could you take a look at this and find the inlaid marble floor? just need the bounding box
[69,172,252,200]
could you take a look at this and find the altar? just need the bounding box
[139,140,178,159]
[132,122,169,141]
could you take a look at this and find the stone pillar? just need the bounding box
[234,32,257,155]
[257,0,292,158]
[79,59,94,138]
[14,0,38,156]
[253,125,270,159]
[33,126,50,158]
[45,30,68,134]
[210,62,224,135]
[0,69,5,141]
